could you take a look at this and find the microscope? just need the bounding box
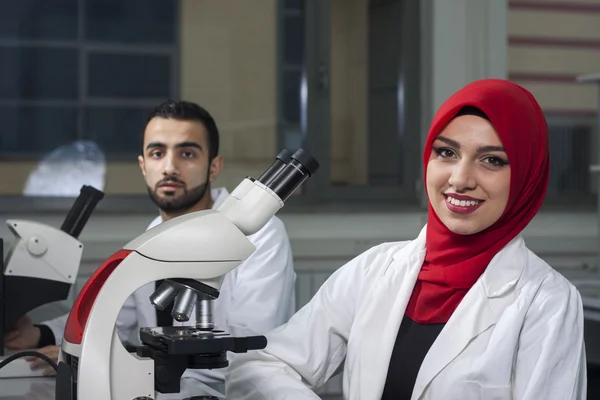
[55,148,319,400]
[0,185,104,376]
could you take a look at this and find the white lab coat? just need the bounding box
[225,225,587,400]
[44,187,296,395]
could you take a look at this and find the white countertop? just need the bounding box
[0,376,226,400]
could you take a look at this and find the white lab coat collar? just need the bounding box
[356,225,528,399]
[147,187,230,229]
[392,225,527,299]
[479,235,527,299]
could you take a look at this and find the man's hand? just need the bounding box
[26,345,60,376]
[3,315,41,350]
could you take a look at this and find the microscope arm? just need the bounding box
[59,215,256,400]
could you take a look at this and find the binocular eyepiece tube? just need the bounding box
[257,148,319,202]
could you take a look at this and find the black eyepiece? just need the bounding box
[60,185,105,238]
[257,149,293,186]
[289,149,319,176]
[263,148,319,202]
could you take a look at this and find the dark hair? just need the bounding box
[454,105,490,121]
[145,100,220,160]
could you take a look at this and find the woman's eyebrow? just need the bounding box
[434,136,459,148]
[434,136,505,153]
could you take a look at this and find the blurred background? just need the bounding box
[1,0,600,397]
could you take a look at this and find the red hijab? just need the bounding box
[405,79,550,324]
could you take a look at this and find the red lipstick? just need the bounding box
[444,193,484,214]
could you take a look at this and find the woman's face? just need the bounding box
[426,115,511,235]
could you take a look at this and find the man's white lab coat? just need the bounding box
[44,187,296,395]
[225,225,587,400]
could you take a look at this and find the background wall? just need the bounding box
[508,0,600,114]
[507,0,600,197]
[179,0,280,190]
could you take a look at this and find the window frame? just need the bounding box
[277,0,424,206]
[0,0,180,214]
[0,0,181,162]
[541,112,597,210]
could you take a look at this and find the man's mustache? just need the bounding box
[156,177,186,189]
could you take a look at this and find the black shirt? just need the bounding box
[381,315,446,399]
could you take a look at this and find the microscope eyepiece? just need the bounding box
[60,185,105,239]
[263,148,319,202]
[256,149,293,186]
[290,148,319,176]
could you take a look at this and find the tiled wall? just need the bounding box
[508,0,600,114]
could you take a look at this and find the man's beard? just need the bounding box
[147,176,210,213]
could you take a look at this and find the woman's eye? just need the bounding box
[483,156,508,167]
[434,147,456,158]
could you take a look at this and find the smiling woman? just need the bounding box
[426,108,511,236]
[224,79,586,400]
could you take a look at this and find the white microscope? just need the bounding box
[54,148,319,400]
[0,185,104,378]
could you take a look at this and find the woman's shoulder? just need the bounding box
[338,239,420,281]
[358,240,417,265]
[520,245,582,307]
[323,239,418,296]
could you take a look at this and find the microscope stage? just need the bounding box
[139,326,267,356]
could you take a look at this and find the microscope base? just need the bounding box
[183,397,222,400]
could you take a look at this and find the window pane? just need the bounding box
[329,0,406,187]
[84,0,176,44]
[368,90,403,186]
[87,53,171,98]
[283,15,304,65]
[284,0,304,10]
[547,124,592,197]
[282,124,304,151]
[0,0,78,41]
[0,47,79,100]
[0,106,78,155]
[283,69,302,123]
[84,107,149,155]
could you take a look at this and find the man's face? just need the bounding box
[138,117,223,213]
